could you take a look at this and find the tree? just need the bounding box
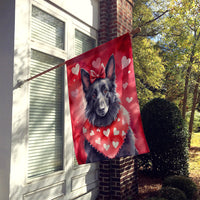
[132,0,170,38]
[132,0,200,146]
[132,0,166,107]
[158,41,186,107]
[132,37,165,107]
[188,72,200,146]
[161,0,200,146]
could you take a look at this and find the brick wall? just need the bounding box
[98,1,138,199]
[98,0,134,45]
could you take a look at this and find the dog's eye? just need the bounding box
[103,89,108,95]
[92,92,97,99]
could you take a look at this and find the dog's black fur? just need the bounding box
[81,55,137,163]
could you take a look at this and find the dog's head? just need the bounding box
[81,55,120,127]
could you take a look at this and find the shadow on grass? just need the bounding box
[190,147,200,152]
[190,147,200,159]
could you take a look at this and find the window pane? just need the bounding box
[75,29,96,56]
[32,6,65,49]
[28,50,64,178]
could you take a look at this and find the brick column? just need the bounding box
[98,160,111,199]
[97,157,138,200]
[112,157,138,199]
[98,1,138,199]
[98,0,134,45]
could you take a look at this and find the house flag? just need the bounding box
[66,33,149,164]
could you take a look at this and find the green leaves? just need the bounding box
[132,0,200,140]
[141,98,189,177]
[133,37,165,107]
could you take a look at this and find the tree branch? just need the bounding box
[135,75,166,94]
[140,10,169,27]
[132,10,169,38]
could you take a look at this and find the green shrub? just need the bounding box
[163,175,198,200]
[159,186,187,200]
[140,98,189,177]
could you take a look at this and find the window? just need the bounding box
[31,6,65,49]
[75,29,96,55]
[12,1,99,199]
[28,6,65,178]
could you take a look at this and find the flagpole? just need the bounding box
[15,61,66,88]
[131,27,141,38]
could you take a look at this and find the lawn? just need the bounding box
[189,132,200,190]
[137,132,200,200]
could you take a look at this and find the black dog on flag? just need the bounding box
[81,55,137,163]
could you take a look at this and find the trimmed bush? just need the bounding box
[163,175,198,200]
[140,98,189,177]
[159,186,187,200]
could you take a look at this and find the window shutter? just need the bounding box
[28,6,65,178]
[28,50,64,178]
[31,6,65,50]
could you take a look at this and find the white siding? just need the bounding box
[0,1,15,199]
[48,0,99,30]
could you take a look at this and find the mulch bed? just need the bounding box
[137,172,162,200]
[137,172,200,200]
[136,148,200,200]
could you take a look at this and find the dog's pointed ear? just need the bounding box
[81,69,91,93]
[105,55,115,81]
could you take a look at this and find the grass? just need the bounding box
[191,132,200,146]
[189,132,200,191]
